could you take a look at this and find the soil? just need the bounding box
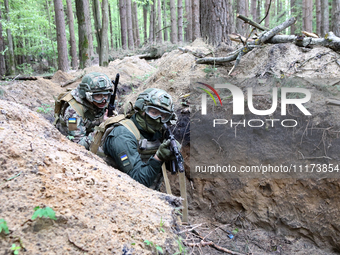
[1,38,340,254]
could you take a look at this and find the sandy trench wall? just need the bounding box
[0,100,181,254]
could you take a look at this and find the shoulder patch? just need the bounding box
[119,152,131,167]
[68,118,78,131]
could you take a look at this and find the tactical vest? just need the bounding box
[54,92,103,134]
[90,115,161,167]
[54,92,85,125]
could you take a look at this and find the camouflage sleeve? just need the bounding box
[61,106,93,150]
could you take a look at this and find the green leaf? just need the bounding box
[144,240,152,246]
[31,209,41,220]
[14,250,19,255]
[232,228,239,234]
[34,206,40,211]
[45,207,57,220]
[156,246,163,253]
[160,228,165,233]
[11,244,16,249]
[0,219,9,234]
[131,243,135,245]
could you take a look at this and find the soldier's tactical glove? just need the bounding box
[156,139,182,162]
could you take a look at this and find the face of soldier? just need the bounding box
[92,94,109,108]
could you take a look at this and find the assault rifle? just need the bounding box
[163,123,185,174]
[107,73,120,117]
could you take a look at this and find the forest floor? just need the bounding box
[1,39,340,254]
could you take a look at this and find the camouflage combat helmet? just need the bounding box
[135,88,174,123]
[78,72,113,103]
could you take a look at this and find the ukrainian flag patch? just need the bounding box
[68,118,77,124]
[119,152,131,167]
[120,154,128,161]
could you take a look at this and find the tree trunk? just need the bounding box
[251,0,257,21]
[53,0,69,71]
[92,0,102,55]
[192,0,200,40]
[4,0,15,75]
[75,0,92,68]
[143,6,148,44]
[178,0,183,43]
[133,2,140,47]
[66,0,78,70]
[290,0,296,34]
[100,0,109,66]
[170,0,177,43]
[157,0,163,43]
[332,0,340,36]
[45,0,57,69]
[200,0,229,46]
[256,0,261,23]
[185,0,192,42]
[0,6,6,76]
[228,0,235,33]
[236,0,246,34]
[126,0,134,49]
[303,0,312,32]
[163,0,169,41]
[316,0,321,35]
[265,0,270,28]
[119,0,127,50]
[321,0,329,36]
[149,2,155,43]
[86,0,94,57]
[109,3,114,50]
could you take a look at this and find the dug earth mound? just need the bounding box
[1,40,340,254]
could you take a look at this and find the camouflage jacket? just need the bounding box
[103,114,164,188]
[55,88,105,150]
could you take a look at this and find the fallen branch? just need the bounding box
[61,72,85,87]
[196,48,242,64]
[196,17,296,66]
[258,17,296,43]
[268,32,340,51]
[229,33,254,43]
[237,14,270,31]
[1,76,37,81]
[326,99,340,106]
[178,47,208,58]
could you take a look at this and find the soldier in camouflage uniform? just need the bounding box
[101,88,182,188]
[55,72,113,150]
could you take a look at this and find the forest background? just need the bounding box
[0,0,339,76]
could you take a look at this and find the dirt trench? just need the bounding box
[1,40,340,254]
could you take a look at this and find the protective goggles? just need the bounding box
[86,91,111,104]
[145,105,172,123]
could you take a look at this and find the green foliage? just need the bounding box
[17,63,34,75]
[0,219,10,234]
[36,103,53,114]
[232,228,239,234]
[31,206,57,220]
[173,237,187,255]
[144,240,163,254]
[159,217,165,233]
[10,244,21,255]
